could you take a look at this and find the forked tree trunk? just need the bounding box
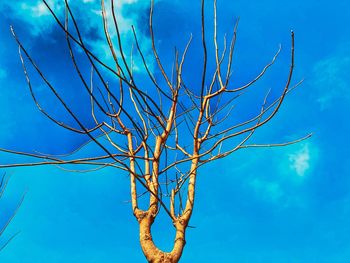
[136,211,187,263]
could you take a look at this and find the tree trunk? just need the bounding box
[136,211,186,263]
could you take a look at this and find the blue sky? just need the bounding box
[0,0,349,262]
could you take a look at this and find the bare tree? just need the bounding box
[1,0,310,262]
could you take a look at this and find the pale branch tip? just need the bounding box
[0,174,25,252]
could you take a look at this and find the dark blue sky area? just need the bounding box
[0,0,349,262]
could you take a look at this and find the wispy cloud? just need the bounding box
[311,46,350,110]
[81,0,153,70]
[20,2,52,17]
[0,69,6,80]
[1,0,142,35]
[288,144,311,176]
[249,178,284,203]
[1,0,154,73]
[1,0,63,35]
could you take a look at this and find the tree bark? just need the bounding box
[136,210,186,263]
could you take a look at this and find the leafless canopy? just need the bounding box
[1,0,310,261]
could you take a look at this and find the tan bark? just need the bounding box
[135,210,186,263]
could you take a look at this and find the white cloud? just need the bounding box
[1,0,154,73]
[20,2,51,17]
[2,0,150,36]
[85,0,154,72]
[288,144,310,176]
[312,47,350,110]
[0,1,63,36]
